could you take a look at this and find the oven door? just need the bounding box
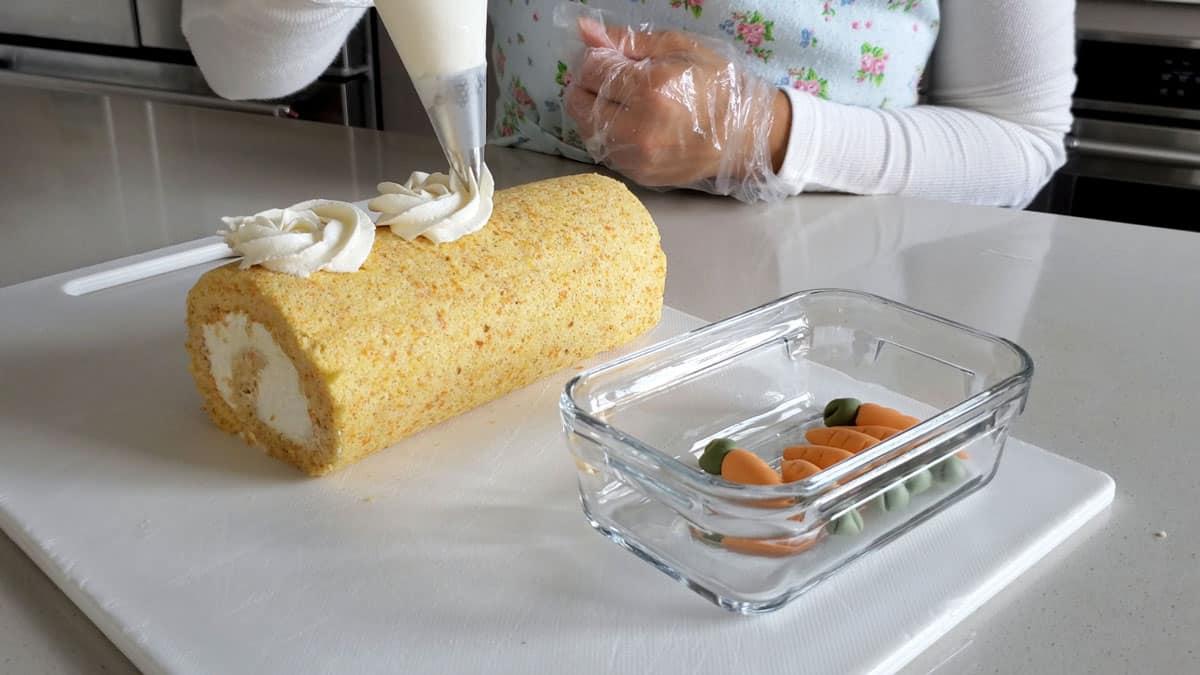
[1042,117,1200,231]
[1033,36,1200,231]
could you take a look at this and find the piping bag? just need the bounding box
[312,0,487,187]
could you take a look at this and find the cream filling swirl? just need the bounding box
[203,313,314,445]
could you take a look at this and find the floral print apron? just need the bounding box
[488,0,940,161]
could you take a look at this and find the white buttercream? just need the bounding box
[373,0,487,78]
[368,165,495,243]
[203,313,314,445]
[219,199,375,278]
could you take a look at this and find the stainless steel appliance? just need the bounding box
[1034,32,1200,230]
[0,0,379,127]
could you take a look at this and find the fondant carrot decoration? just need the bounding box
[782,445,854,468]
[857,403,921,430]
[782,458,822,482]
[824,398,921,430]
[805,427,879,454]
[720,448,782,485]
[845,425,902,441]
[721,534,820,557]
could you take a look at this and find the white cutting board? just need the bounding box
[0,240,1114,675]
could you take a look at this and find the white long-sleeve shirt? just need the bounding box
[181,0,1075,208]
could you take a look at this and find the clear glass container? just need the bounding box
[561,290,1033,613]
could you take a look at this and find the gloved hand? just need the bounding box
[563,17,792,204]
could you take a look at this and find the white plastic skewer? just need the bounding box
[61,237,237,296]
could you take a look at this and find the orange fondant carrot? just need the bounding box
[721,449,782,485]
[721,534,821,558]
[845,425,903,441]
[782,445,854,468]
[856,403,920,430]
[782,458,822,482]
[805,427,879,453]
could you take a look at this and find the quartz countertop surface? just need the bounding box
[1,83,1197,674]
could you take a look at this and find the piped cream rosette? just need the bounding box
[218,199,376,278]
[369,166,495,244]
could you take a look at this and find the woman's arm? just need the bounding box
[182,0,366,100]
[777,0,1076,208]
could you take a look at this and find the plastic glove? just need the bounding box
[561,16,792,204]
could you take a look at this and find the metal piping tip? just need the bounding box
[416,65,487,188]
[446,146,484,187]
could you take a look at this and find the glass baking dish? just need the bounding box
[561,289,1033,613]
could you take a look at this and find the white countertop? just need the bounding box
[2,83,1198,673]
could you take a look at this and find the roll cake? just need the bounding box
[186,173,666,475]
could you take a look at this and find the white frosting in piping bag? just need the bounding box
[374,0,487,78]
[219,199,375,278]
[369,165,495,243]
